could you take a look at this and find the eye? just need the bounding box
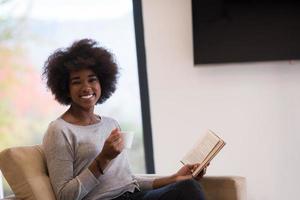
[71,80,81,85]
[89,77,98,83]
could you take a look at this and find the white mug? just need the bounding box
[121,131,134,149]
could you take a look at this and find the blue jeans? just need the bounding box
[113,179,206,200]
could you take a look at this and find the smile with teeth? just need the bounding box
[80,94,95,99]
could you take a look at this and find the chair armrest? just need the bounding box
[135,174,247,200]
[200,176,247,200]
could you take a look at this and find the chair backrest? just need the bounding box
[0,145,56,200]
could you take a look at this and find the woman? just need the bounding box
[42,39,207,200]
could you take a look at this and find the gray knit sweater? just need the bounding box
[42,117,153,200]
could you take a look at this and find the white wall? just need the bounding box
[141,0,300,200]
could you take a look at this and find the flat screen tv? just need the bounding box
[192,0,300,64]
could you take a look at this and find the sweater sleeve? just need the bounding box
[132,174,155,191]
[43,123,100,200]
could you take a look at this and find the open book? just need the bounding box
[180,130,225,177]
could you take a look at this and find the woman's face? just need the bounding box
[68,68,101,110]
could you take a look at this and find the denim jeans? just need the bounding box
[113,179,206,200]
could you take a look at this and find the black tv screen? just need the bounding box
[192,0,300,64]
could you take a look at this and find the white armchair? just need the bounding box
[0,145,246,200]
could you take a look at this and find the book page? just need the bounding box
[181,130,220,165]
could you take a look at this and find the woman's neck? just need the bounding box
[62,105,101,126]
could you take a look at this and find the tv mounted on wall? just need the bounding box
[192,0,300,64]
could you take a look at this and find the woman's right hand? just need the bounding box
[98,128,124,161]
[89,128,124,177]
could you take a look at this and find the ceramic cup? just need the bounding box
[121,131,134,149]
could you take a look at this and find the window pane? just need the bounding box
[0,0,146,195]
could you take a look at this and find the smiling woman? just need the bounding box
[40,39,206,200]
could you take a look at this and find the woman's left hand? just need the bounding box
[175,163,209,181]
[153,163,209,189]
[174,164,196,182]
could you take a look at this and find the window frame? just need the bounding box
[132,0,155,173]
